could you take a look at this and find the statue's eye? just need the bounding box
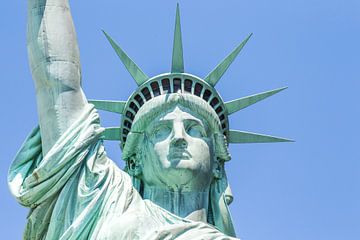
[152,125,171,141]
[186,124,206,138]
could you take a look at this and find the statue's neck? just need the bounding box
[143,185,209,223]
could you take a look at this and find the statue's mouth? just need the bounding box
[168,148,192,161]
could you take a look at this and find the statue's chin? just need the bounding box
[141,154,213,191]
[156,164,212,191]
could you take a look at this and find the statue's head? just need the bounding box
[122,92,230,192]
[118,73,231,193]
[90,4,291,237]
[116,75,238,234]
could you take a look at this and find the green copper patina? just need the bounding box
[8,1,292,239]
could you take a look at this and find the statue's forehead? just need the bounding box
[163,106,198,120]
[151,105,204,122]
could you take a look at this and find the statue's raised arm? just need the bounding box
[28,0,87,154]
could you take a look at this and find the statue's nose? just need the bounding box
[171,137,188,148]
[170,122,188,148]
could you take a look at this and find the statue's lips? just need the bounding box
[168,149,192,160]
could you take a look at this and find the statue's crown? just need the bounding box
[90,4,292,149]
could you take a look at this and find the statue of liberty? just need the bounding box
[8,0,291,239]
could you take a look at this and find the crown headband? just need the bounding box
[89,4,292,149]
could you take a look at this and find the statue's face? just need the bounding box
[141,106,214,191]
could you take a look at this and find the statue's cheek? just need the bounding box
[152,140,172,167]
[187,139,212,166]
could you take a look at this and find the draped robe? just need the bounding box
[8,105,237,240]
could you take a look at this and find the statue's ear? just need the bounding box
[212,158,223,179]
[126,151,143,177]
[213,133,231,162]
[125,153,143,194]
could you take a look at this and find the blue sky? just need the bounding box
[1,1,359,239]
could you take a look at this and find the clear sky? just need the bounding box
[1,1,359,239]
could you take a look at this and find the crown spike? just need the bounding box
[103,127,121,141]
[103,30,149,86]
[228,130,294,144]
[225,87,287,115]
[89,100,127,114]
[171,4,184,73]
[205,33,253,86]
